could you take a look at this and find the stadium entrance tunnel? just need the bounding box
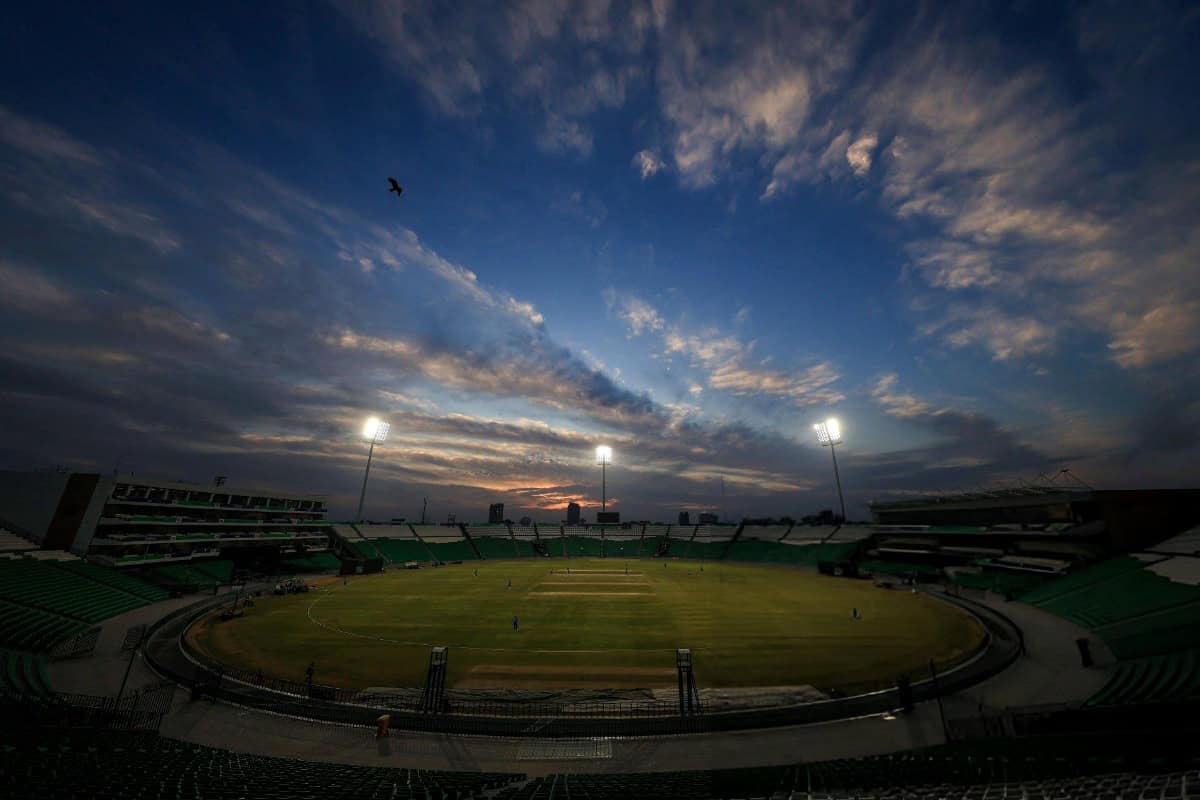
[143,588,1023,738]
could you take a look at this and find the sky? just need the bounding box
[1,1,1198,522]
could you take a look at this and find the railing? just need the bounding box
[47,626,102,660]
[0,682,173,731]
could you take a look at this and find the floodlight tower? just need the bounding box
[595,446,613,512]
[813,418,847,523]
[356,417,391,521]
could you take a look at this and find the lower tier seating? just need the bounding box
[0,649,51,696]
[472,536,519,559]
[0,598,89,652]
[1089,648,1200,706]
[0,731,523,800]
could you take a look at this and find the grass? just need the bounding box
[190,559,985,695]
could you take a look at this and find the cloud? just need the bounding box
[845,134,876,176]
[614,292,844,406]
[632,149,665,179]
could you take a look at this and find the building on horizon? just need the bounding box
[566,502,581,525]
[488,503,504,524]
[678,511,690,525]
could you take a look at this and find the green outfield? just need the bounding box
[189,559,985,694]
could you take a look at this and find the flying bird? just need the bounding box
[387,177,403,197]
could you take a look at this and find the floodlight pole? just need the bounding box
[828,441,846,523]
[601,460,607,512]
[356,436,377,522]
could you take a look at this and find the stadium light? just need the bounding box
[813,418,847,523]
[595,446,613,512]
[356,417,391,521]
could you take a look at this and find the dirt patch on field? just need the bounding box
[457,663,676,689]
[548,570,643,575]
[527,591,654,597]
[538,581,651,586]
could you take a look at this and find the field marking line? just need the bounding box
[304,586,677,654]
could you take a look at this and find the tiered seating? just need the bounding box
[0,649,51,695]
[948,569,1048,595]
[642,525,671,557]
[744,524,793,541]
[784,525,835,541]
[1036,562,1200,629]
[369,538,431,563]
[509,525,537,540]
[726,539,860,565]
[861,559,943,578]
[563,535,603,557]
[0,598,89,651]
[414,528,478,561]
[145,560,233,591]
[0,528,36,553]
[535,523,561,538]
[0,731,524,800]
[48,560,169,601]
[1147,525,1200,556]
[0,560,147,623]
[473,535,519,559]
[1090,648,1200,706]
[279,552,341,573]
[1020,556,1151,605]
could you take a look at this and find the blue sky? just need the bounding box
[1,1,1197,521]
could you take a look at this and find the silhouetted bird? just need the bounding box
[387,177,403,197]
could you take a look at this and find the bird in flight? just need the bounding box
[387,177,403,197]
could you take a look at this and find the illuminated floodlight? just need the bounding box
[813,418,842,446]
[595,445,613,465]
[812,418,846,522]
[363,417,391,443]
[356,417,391,520]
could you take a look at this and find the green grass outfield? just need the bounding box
[190,559,985,694]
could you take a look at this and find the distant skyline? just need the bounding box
[1,2,1197,521]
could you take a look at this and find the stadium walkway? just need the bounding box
[938,590,1113,715]
[45,585,1116,774]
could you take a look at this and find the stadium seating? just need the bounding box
[0,731,524,800]
[0,598,89,651]
[145,559,234,591]
[726,538,860,565]
[947,569,1049,596]
[1089,647,1200,706]
[1020,556,1152,606]
[369,538,433,563]
[422,540,479,561]
[46,560,169,601]
[563,535,603,557]
[473,535,520,559]
[0,649,51,696]
[1035,562,1200,629]
[0,559,151,624]
[279,552,341,573]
